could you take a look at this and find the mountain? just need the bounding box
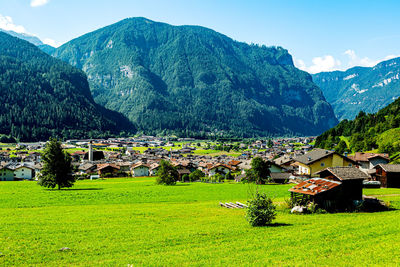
[313,57,400,120]
[0,31,134,141]
[315,96,400,157]
[0,29,56,54]
[53,17,338,137]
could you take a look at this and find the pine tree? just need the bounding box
[38,138,75,190]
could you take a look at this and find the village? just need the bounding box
[1,135,399,211]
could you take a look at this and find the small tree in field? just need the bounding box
[246,192,276,226]
[38,138,74,190]
[156,160,178,185]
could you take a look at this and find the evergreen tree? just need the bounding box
[156,160,178,185]
[38,138,75,190]
[250,157,271,184]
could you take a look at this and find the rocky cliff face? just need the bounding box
[54,17,338,137]
[313,57,400,120]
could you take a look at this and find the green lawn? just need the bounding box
[1,178,400,266]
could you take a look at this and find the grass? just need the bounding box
[1,178,400,266]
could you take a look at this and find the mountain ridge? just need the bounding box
[53,17,338,137]
[312,57,400,120]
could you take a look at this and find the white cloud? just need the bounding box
[343,49,400,68]
[295,50,400,74]
[295,55,341,74]
[0,14,27,34]
[43,38,61,47]
[30,0,50,7]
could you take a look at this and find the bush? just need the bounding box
[189,169,204,182]
[182,174,189,182]
[246,192,276,226]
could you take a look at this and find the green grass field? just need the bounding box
[1,178,400,266]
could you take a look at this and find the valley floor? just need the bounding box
[1,178,400,266]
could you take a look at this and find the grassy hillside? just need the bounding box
[1,178,400,265]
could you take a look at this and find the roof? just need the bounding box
[315,167,369,181]
[208,163,234,170]
[349,152,390,162]
[270,172,291,180]
[289,178,341,196]
[177,169,191,175]
[375,164,400,173]
[294,148,335,165]
[131,162,150,169]
[294,148,357,166]
[97,164,120,171]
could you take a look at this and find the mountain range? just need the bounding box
[0,29,56,54]
[313,58,400,120]
[52,17,337,137]
[0,32,133,141]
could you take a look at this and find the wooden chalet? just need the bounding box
[373,164,400,188]
[289,167,368,210]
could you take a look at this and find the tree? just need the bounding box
[156,160,178,185]
[189,169,205,182]
[38,138,75,190]
[267,139,273,148]
[335,140,348,155]
[246,192,276,226]
[250,157,271,184]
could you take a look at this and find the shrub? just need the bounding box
[246,192,276,226]
[182,174,189,182]
[189,169,205,182]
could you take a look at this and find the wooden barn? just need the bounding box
[373,164,400,188]
[289,167,368,210]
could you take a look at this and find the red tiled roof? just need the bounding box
[289,178,341,196]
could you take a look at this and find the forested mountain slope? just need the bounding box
[54,17,337,137]
[316,97,400,155]
[0,32,133,141]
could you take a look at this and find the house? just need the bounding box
[0,164,15,181]
[0,163,35,181]
[207,163,233,177]
[373,164,400,188]
[149,163,160,176]
[293,148,357,177]
[270,172,291,184]
[315,167,368,201]
[349,152,390,173]
[115,162,132,174]
[78,163,97,174]
[131,163,150,177]
[97,164,120,177]
[268,161,286,173]
[290,167,368,210]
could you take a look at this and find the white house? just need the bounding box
[207,163,233,177]
[131,163,150,177]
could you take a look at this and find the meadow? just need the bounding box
[1,178,400,266]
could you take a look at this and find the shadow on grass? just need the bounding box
[45,188,104,191]
[265,223,292,227]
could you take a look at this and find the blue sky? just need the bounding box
[1,0,400,73]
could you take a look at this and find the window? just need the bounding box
[321,163,325,167]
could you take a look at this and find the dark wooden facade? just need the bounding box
[375,165,400,188]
